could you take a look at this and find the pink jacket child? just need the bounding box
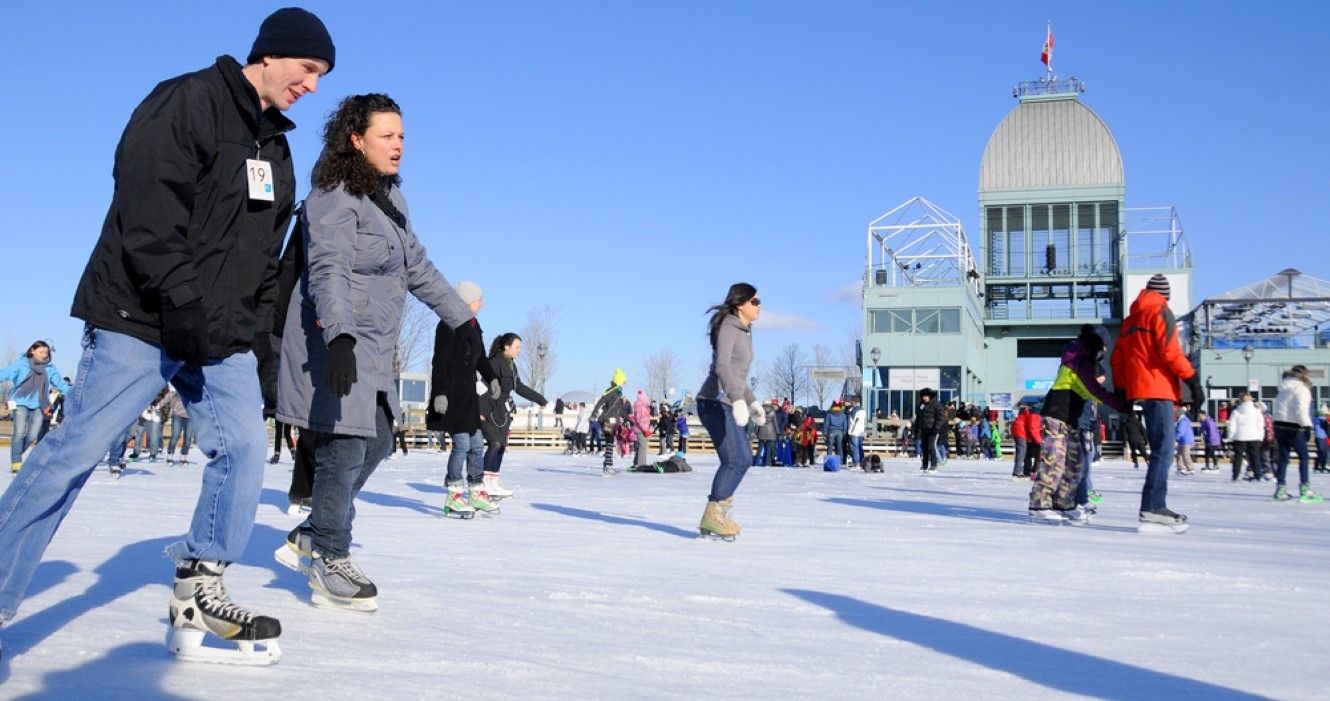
[632,390,653,438]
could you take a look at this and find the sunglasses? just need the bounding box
[747,297,762,307]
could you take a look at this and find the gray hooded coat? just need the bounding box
[276,183,472,438]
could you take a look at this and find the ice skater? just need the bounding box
[274,93,474,613]
[0,8,336,664]
[696,283,764,540]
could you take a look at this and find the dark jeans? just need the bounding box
[698,399,752,502]
[1139,399,1177,513]
[301,404,393,559]
[273,421,295,457]
[1274,425,1311,488]
[1203,443,1218,468]
[1232,440,1261,480]
[1012,438,1027,476]
[919,429,938,470]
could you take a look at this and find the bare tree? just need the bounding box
[763,343,809,405]
[393,296,435,375]
[810,343,836,408]
[519,305,559,397]
[642,348,682,401]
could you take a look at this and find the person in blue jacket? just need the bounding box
[3,341,72,472]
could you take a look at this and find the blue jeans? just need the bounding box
[146,419,163,457]
[826,431,845,459]
[1076,431,1094,506]
[0,328,267,622]
[1139,399,1177,513]
[10,406,44,464]
[298,404,392,560]
[446,430,485,485]
[849,436,864,465]
[1274,425,1311,488]
[169,415,192,456]
[698,399,753,502]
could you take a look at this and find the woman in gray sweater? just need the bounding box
[695,283,764,540]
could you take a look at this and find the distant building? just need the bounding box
[861,75,1190,423]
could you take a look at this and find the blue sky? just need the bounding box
[2,1,1327,402]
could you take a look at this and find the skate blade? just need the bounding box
[698,530,736,542]
[1137,522,1188,535]
[273,544,312,575]
[310,590,378,613]
[167,628,281,666]
[1027,516,1066,526]
[443,509,476,519]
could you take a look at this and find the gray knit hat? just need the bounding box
[247,8,336,73]
[1146,273,1171,299]
[456,281,483,305]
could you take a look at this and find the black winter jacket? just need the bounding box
[425,318,499,434]
[913,400,946,433]
[71,55,297,360]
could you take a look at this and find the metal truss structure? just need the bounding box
[866,196,981,294]
[1191,269,1330,350]
[1123,206,1190,271]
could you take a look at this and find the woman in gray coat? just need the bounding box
[274,94,473,611]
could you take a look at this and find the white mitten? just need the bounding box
[433,395,448,414]
[750,401,766,426]
[731,400,750,427]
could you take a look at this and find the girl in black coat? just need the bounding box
[477,333,547,497]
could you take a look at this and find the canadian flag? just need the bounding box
[1041,23,1054,69]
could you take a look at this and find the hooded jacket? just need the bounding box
[72,56,297,360]
[1272,375,1313,429]
[823,405,849,433]
[1110,289,1197,403]
[1040,330,1126,424]
[1227,400,1265,442]
[631,391,653,434]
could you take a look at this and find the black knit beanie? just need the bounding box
[247,8,336,73]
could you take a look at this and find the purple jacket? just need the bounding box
[1199,416,1222,445]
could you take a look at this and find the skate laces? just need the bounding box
[197,576,254,624]
[324,557,370,584]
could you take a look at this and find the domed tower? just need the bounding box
[976,77,1185,401]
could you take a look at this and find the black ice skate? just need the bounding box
[168,559,281,665]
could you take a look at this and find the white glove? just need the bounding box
[490,379,502,399]
[731,400,749,428]
[433,395,448,414]
[750,401,766,427]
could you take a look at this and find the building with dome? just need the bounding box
[861,76,1191,422]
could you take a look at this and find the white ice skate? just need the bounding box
[443,487,477,519]
[1028,509,1066,525]
[482,473,513,499]
[274,531,316,576]
[168,560,282,666]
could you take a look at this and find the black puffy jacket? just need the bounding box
[71,55,297,360]
[913,400,946,433]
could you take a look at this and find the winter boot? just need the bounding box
[444,484,477,518]
[168,559,282,664]
[700,498,741,540]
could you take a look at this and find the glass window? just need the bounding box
[890,310,912,333]
[940,308,961,333]
[915,309,940,334]
[986,207,1005,276]
[1076,204,1096,273]
[1051,205,1070,271]
[1097,202,1117,272]
[1031,205,1050,274]
[1006,206,1026,276]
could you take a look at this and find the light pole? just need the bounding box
[536,342,547,428]
[1242,344,1255,399]
[868,348,881,426]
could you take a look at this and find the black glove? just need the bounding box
[161,298,209,365]
[325,335,358,398]
[254,331,278,414]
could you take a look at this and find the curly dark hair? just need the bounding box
[311,93,402,198]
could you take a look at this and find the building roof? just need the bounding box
[1209,268,1330,302]
[979,95,1124,192]
[1197,269,1330,344]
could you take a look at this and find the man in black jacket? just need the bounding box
[0,8,335,666]
[913,388,945,472]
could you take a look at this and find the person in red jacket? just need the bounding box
[1010,404,1030,478]
[1109,274,1203,531]
[1025,412,1043,479]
